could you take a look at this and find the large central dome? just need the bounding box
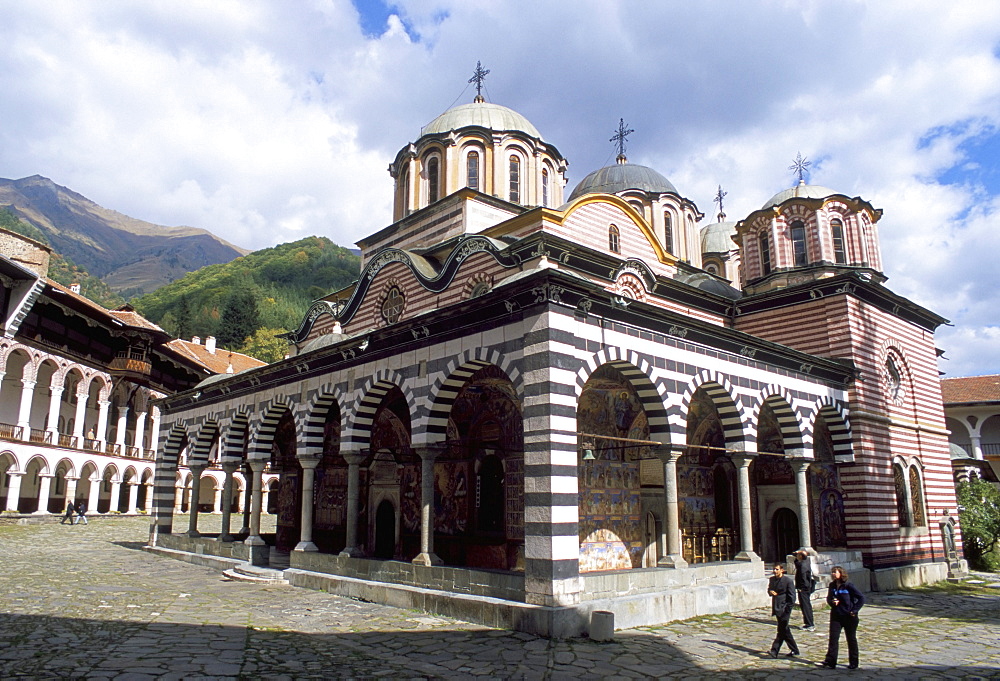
[421,101,542,139]
[568,162,678,201]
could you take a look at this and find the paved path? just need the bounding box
[1,515,999,679]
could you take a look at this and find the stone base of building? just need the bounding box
[870,561,951,592]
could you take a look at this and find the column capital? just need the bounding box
[220,461,241,473]
[730,452,755,467]
[790,458,812,473]
[412,446,441,462]
[296,455,321,470]
[342,451,366,466]
[247,459,267,473]
[653,444,682,464]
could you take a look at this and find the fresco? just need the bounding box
[577,365,647,572]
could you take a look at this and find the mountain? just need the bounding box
[132,235,361,346]
[0,175,248,296]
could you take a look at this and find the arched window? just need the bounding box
[909,465,926,526]
[790,220,808,266]
[831,219,847,264]
[759,233,772,275]
[508,155,521,203]
[400,168,410,216]
[541,168,549,207]
[427,156,440,204]
[608,224,621,253]
[466,151,479,191]
[664,212,674,254]
[894,462,910,526]
[894,459,928,528]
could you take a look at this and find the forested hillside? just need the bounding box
[133,236,361,354]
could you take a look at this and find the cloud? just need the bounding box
[1,0,999,374]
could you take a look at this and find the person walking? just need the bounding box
[75,502,88,525]
[767,564,800,658]
[793,550,816,631]
[60,500,75,524]
[817,565,865,670]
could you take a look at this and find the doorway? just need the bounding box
[772,507,799,562]
[374,500,396,559]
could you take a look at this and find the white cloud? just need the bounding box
[0,0,999,374]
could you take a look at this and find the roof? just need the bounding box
[569,162,678,201]
[701,220,738,254]
[167,339,267,375]
[941,374,1000,405]
[761,181,839,209]
[421,101,542,139]
[45,280,169,335]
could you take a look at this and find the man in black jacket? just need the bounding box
[767,564,800,658]
[793,550,816,631]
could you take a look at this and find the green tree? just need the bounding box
[216,286,261,349]
[957,477,1000,569]
[239,327,288,363]
[174,295,193,340]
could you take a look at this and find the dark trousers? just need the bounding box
[824,615,859,668]
[797,589,814,627]
[770,614,799,654]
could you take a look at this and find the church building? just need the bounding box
[148,77,961,637]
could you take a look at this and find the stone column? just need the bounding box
[412,447,442,566]
[3,472,23,511]
[148,406,161,455]
[143,482,154,513]
[731,454,760,561]
[245,459,266,547]
[115,406,130,447]
[655,447,687,568]
[73,391,89,442]
[240,464,252,534]
[95,399,110,449]
[971,434,984,460]
[219,462,239,542]
[65,476,79,506]
[340,451,365,558]
[45,386,63,439]
[792,459,813,551]
[212,483,223,513]
[132,411,147,453]
[127,481,139,514]
[173,481,184,513]
[34,473,53,514]
[86,475,100,513]
[108,478,122,513]
[295,457,320,552]
[16,379,36,436]
[186,465,205,537]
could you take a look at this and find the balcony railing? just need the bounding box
[58,433,79,449]
[109,350,152,377]
[0,422,23,440]
[28,428,52,444]
[983,443,1000,456]
[0,422,155,460]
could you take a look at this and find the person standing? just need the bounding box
[60,500,75,524]
[794,550,816,631]
[767,564,800,658]
[817,566,865,670]
[75,502,88,525]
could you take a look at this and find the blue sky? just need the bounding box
[0,0,999,377]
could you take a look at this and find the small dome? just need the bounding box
[422,101,542,139]
[701,220,738,254]
[762,181,839,210]
[569,162,678,201]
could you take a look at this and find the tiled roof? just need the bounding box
[168,339,266,375]
[941,374,1000,404]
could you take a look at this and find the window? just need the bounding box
[400,168,410,216]
[381,286,405,324]
[466,151,479,191]
[759,233,772,275]
[470,281,492,299]
[608,224,621,253]
[790,220,808,266]
[508,155,521,203]
[831,219,847,264]
[541,168,549,207]
[427,157,440,203]
[664,212,674,254]
[894,460,928,528]
[705,263,719,276]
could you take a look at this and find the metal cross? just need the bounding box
[468,61,490,98]
[714,185,728,215]
[789,152,811,183]
[610,118,634,157]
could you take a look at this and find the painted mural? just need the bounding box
[809,416,847,547]
[577,365,647,572]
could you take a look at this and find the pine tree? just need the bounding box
[216,287,261,349]
[174,295,193,341]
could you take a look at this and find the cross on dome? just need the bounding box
[789,152,811,184]
[714,185,728,220]
[469,61,490,102]
[610,118,634,162]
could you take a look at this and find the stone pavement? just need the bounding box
[1,515,999,680]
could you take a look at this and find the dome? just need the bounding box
[568,162,678,201]
[421,101,542,139]
[701,220,738,254]
[762,181,839,210]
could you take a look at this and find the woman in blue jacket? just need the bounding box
[817,566,865,669]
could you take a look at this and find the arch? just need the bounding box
[248,396,296,460]
[189,420,220,467]
[421,349,522,445]
[680,372,746,448]
[575,348,671,444]
[751,387,806,454]
[23,453,50,477]
[222,409,252,463]
[808,398,853,462]
[344,370,414,450]
[300,388,346,458]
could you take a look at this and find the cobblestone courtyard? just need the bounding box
[1,515,998,679]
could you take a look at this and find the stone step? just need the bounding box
[222,562,288,585]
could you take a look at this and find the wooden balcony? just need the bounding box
[109,351,151,378]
